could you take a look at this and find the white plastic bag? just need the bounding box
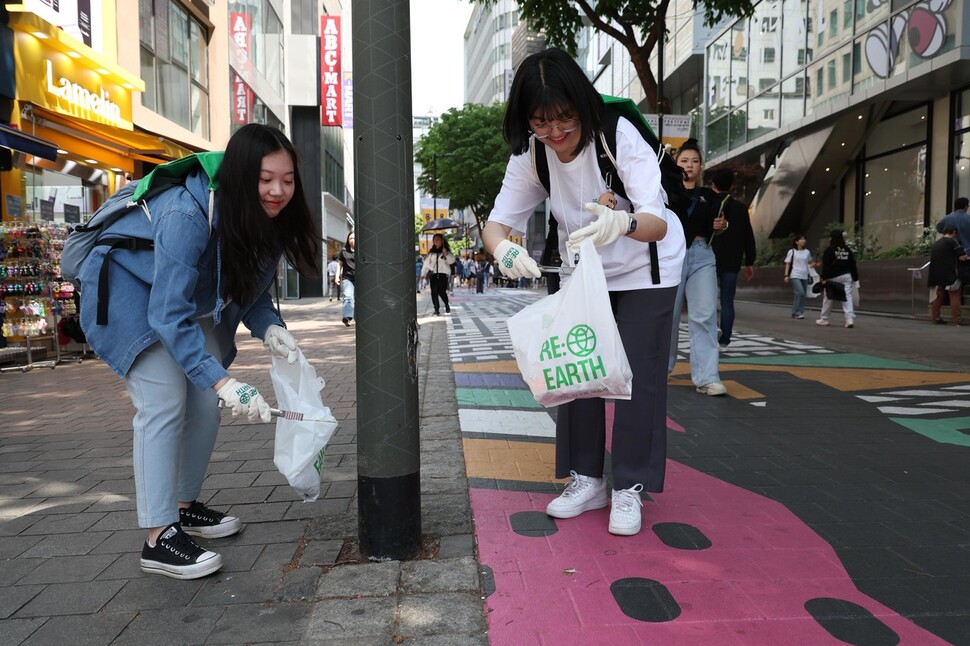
[507,238,633,408]
[806,267,821,298]
[270,349,338,501]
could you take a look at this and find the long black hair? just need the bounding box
[430,233,451,256]
[215,124,320,305]
[504,48,603,158]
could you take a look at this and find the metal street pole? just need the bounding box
[351,0,421,560]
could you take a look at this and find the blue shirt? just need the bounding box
[78,167,282,390]
[937,210,970,251]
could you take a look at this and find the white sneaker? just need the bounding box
[546,471,608,519]
[609,484,644,536]
[845,319,854,328]
[815,319,830,326]
[696,382,727,396]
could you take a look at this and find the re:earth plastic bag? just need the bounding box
[270,349,338,501]
[507,238,633,408]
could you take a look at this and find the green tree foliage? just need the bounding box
[414,103,509,236]
[483,0,756,111]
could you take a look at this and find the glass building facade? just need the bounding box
[705,0,969,252]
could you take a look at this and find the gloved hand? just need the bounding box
[216,378,272,423]
[264,325,299,364]
[494,239,541,279]
[568,202,633,251]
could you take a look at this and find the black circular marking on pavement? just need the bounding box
[610,577,681,622]
[480,564,496,598]
[804,597,900,645]
[651,522,712,550]
[509,511,558,537]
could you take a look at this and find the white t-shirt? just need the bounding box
[488,117,686,291]
[327,260,338,277]
[785,248,812,279]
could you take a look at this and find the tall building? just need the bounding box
[464,0,517,106]
[703,0,970,252]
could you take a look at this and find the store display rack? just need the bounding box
[0,223,89,372]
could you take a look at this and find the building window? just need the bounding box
[953,88,970,205]
[764,108,775,120]
[763,47,776,64]
[861,105,929,250]
[140,0,209,137]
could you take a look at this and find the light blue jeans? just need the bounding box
[342,279,356,319]
[791,277,810,316]
[668,240,721,387]
[123,318,228,528]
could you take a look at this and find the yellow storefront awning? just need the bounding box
[24,105,175,165]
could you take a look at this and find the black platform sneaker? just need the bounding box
[140,523,222,580]
[179,501,243,539]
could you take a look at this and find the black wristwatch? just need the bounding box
[627,217,638,235]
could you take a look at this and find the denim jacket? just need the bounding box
[78,164,283,390]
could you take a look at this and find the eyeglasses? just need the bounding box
[530,118,579,139]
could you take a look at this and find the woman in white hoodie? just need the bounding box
[421,233,456,315]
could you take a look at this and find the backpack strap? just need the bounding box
[597,110,661,285]
[93,236,154,325]
[531,121,661,285]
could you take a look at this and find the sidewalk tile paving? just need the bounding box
[0,288,969,644]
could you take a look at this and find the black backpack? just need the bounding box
[531,95,689,284]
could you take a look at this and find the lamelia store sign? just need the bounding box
[16,50,134,129]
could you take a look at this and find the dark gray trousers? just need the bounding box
[555,286,676,492]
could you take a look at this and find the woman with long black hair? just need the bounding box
[420,233,456,315]
[77,123,320,579]
[335,231,356,326]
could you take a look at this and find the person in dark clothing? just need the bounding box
[335,232,355,326]
[420,233,456,315]
[709,168,756,349]
[928,224,967,325]
[816,230,859,328]
[936,197,970,287]
[667,139,726,396]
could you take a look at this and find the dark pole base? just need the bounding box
[358,472,422,560]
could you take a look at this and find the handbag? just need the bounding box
[507,238,633,408]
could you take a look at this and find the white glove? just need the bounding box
[494,239,541,279]
[264,325,298,364]
[216,378,272,423]
[567,203,633,251]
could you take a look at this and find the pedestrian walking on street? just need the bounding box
[816,230,859,328]
[421,233,456,315]
[76,123,320,580]
[415,256,424,293]
[326,255,339,301]
[936,197,970,287]
[476,257,490,293]
[668,139,727,396]
[928,224,967,325]
[335,232,355,326]
[482,48,685,537]
[709,168,756,349]
[784,234,814,319]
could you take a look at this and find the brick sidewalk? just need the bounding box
[0,293,487,645]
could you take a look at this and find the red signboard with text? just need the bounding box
[320,16,342,126]
[230,12,253,124]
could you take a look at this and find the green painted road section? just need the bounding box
[456,388,542,409]
[721,353,941,371]
[890,416,970,447]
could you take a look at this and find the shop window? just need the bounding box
[862,146,927,248]
[867,104,928,157]
[954,132,970,204]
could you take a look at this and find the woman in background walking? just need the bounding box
[335,232,356,326]
[421,233,456,315]
[783,234,813,319]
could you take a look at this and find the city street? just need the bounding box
[1,288,969,644]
